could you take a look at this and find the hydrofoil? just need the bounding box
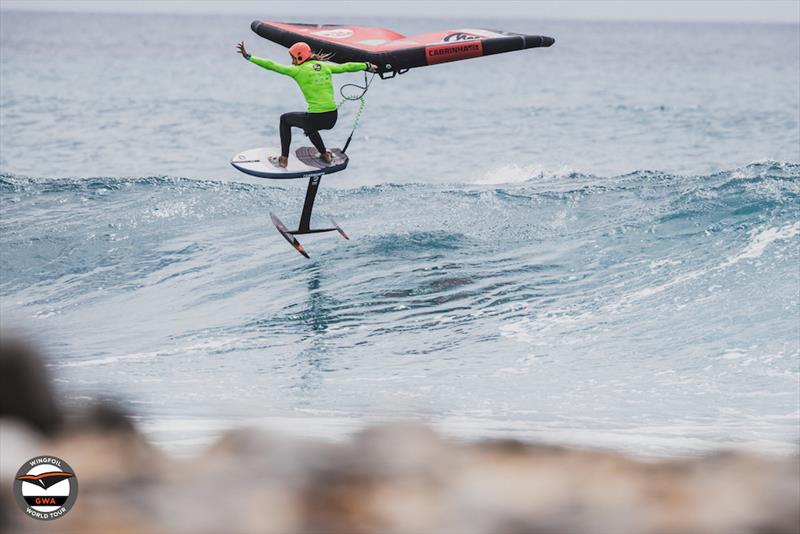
[230,146,350,258]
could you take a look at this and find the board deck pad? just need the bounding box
[231,146,348,179]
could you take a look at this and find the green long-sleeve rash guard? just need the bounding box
[248,56,368,113]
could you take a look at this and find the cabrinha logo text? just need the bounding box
[13,456,79,521]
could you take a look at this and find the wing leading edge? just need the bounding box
[251,21,554,78]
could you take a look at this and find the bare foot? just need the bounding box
[320,150,333,164]
[269,155,288,168]
[277,155,288,168]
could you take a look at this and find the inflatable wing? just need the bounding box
[251,21,554,78]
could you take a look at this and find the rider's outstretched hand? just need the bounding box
[236,41,249,58]
[366,63,378,73]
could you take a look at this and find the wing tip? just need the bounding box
[526,35,555,48]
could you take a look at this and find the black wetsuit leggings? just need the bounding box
[279,110,338,157]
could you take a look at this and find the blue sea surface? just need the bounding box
[1,11,798,455]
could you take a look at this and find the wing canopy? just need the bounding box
[251,21,554,77]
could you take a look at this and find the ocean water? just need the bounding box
[1,11,798,455]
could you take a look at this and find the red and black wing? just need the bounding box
[17,472,74,489]
[250,21,554,77]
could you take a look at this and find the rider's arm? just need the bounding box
[327,62,368,74]
[248,56,299,77]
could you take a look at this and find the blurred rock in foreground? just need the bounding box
[1,338,798,534]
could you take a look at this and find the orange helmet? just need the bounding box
[289,42,312,64]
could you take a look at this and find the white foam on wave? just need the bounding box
[619,221,799,306]
[58,338,236,368]
[500,222,799,347]
[476,163,576,185]
[720,222,800,267]
[499,306,598,347]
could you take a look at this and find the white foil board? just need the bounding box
[230,146,348,179]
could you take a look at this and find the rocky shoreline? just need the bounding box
[2,338,798,533]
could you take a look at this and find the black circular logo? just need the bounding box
[443,32,481,42]
[13,456,78,521]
